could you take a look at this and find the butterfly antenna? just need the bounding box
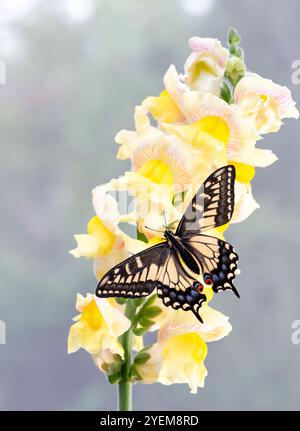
[162,211,167,228]
[144,226,164,233]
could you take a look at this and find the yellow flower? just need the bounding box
[143,90,185,124]
[162,65,278,168]
[235,74,299,134]
[183,37,229,95]
[116,106,196,188]
[164,65,250,149]
[231,181,259,223]
[70,215,117,259]
[137,303,231,393]
[70,186,120,259]
[108,172,180,240]
[138,334,208,394]
[115,105,149,160]
[156,303,232,344]
[109,104,202,235]
[225,162,259,222]
[70,185,145,280]
[159,333,208,393]
[230,161,255,183]
[68,293,130,358]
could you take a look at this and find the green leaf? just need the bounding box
[134,352,151,365]
[137,230,148,243]
[228,27,240,46]
[139,316,154,328]
[143,293,157,307]
[235,47,244,59]
[133,326,149,336]
[133,298,145,307]
[105,358,123,376]
[229,45,244,59]
[115,297,127,305]
[133,294,158,328]
[229,45,237,56]
[108,372,122,384]
[220,81,232,104]
[143,306,162,319]
[225,56,246,88]
[130,364,142,381]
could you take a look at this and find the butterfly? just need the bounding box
[95,165,239,323]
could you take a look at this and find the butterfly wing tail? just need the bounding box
[191,305,204,324]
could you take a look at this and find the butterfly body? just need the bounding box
[164,230,201,276]
[96,165,239,323]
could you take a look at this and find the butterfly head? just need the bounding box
[163,229,178,244]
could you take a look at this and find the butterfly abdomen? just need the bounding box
[164,230,200,275]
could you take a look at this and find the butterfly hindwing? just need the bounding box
[176,165,235,237]
[182,234,239,296]
[155,249,207,322]
[157,283,207,323]
[96,242,170,298]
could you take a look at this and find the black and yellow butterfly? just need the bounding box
[95,165,239,322]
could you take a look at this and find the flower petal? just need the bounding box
[183,37,229,94]
[143,90,185,123]
[235,74,299,134]
[157,303,231,345]
[92,185,120,232]
[68,294,130,359]
[94,296,131,338]
[231,181,260,223]
[158,333,208,393]
[69,216,117,259]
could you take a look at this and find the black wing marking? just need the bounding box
[156,250,207,322]
[176,165,235,237]
[96,240,207,322]
[157,283,207,323]
[96,242,170,298]
[182,234,239,297]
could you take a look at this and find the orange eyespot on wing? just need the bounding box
[194,281,204,293]
[204,274,213,286]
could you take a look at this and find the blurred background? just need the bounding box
[1,0,300,411]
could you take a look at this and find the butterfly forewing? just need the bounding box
[176,165,236,237]
[96,242,170,298]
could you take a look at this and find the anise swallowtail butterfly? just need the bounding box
[95,165,239,322]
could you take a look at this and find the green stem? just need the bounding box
[118,380,132,411]
[118,300,136,411]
